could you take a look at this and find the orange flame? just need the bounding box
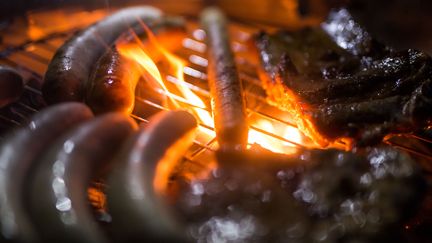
[118,22,215,139]
[119,23,304,156]
[248,119,302,154]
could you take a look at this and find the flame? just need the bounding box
[119,22,306,157]
[258,67,335,148]
[248,119,302,154]
[162,53,215,132]
[116,20,310,195]
[118,42,174,102]
[118,21,214,138]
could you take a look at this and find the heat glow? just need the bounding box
[118,23,303,155]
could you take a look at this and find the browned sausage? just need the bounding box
[85,17,186,114]
[201,7,248,150]
[42,6,162,104]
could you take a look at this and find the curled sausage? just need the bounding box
[0,103,93,242]
[85,17,186,115]
[27,113,137,243]
[42,6,162,104]
[107,110,197,243]
[85,48,141,114]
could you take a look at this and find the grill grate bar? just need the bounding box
[249,125,304,148]
[410,134,432,145]
[385,140,432,160]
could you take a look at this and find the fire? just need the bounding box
[248,119,302,154]
[118,21,214,138]
[118,22,304,156]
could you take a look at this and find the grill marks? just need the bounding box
[255,9,432,147]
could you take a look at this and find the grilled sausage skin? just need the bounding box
[42,6,162,104]
[201,7,248,150]
[86,17,186,115]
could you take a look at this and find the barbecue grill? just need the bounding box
[0,1,432,242]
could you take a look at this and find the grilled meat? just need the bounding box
[86,48,141,115]
[42,6,162,104]
[176,146,425,243]
[201,7,248,150]
[86,17,186,115]
[255,8,432,147]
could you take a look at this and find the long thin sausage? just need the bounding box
[201,7,248,150]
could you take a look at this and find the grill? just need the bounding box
[1,4,432,242]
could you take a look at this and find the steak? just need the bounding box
[255,8,432,147]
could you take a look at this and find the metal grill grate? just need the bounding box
[1,9,432,177]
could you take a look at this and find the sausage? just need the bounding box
[200,7,248,150]
[85,17,186,115]
[27,113,137,243]
[0,65,24,108]
[85,48,141,114]
[42,6,162,104]
[107,110,197,243]
[0,103,93,242]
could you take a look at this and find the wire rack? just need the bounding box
[1,10,432,179]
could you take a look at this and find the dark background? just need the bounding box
[1,0,432,52]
